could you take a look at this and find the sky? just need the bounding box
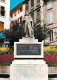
[10,0,24,10]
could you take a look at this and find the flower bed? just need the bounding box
[43,55,57,66]
[0,46,57,66]
[44,46,57,55]
[44,46,57,66]
[0,54,14,65]
[0,54,57,66]
[0,47,13,55]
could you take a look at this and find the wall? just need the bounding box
[0,66,57,80]
[0,0,10,30]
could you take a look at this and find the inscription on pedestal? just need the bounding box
[17,44,41,55]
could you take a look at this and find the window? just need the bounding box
[14,11,17,16]
[45,37,49,43]
[37,0,40,3]
[21,6,23,11]
[26,2,28,11]
[0,22,4,32]
[14,20,17,24]
[47,1,52,10]
[31,12,34,20]
[1,0,5,2]
[48,13,53,24]
[37,10,40,21]
[20,6,23,12]
[50,30,53,41]
[20,16,23,23]
[0,6,5,16]
[45,29,57,43]
[12,21,14,26]
[18,18,19,23]
[11,14,13,18]
[20,7,22,12]
[45,30,53,43]
[18,9,19,14]
[10,23,12,27]
[31,0,34,8]
[53,29,57,41]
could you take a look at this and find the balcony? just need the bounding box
[36,4,41,9]
[30,7,34,13]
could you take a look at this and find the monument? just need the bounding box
[10,15,48,80]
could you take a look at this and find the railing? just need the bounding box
[30,7,34,13]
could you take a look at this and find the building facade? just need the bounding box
[0,0,10,32]
[10,0,57,45]
[25,0,44,26]
[10,2,25,30]
[43,0,57,45]
[10,0,44,31]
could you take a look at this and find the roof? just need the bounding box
[10,0,30,15]
[10,1,24,15]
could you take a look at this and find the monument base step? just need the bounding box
[10,59,48,80]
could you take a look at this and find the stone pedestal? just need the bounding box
[10,38,48,80]
[10,60,48,80]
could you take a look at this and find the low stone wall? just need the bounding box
[48,67,57,74]
[0,78,10,80]
[0,66,10,80]
[0,66,57,80]
[49,78,57,80]
[0,66,10,73]
[0,66,57,74]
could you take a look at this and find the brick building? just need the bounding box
[10,2,25,30]
[43,0,57,45]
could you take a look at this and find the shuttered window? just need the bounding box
[18,9,19,14]
[18,18,19,23]
[31,0,34,7]
[26,2,28,11]
[21,6,23,11]
[0,6,5,16]
[37,10,40,21]
[53,29,57,41]
[31,12,34,20]
[47,1,52,9]
[45,37,49,43]
[48,13,53,24]
[0,22,4,32]
[37,0,40,3]
[50,30,53,41]
[14,11,17,16]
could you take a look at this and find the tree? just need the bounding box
[34,24,50,42]
[0,38,4,46]
[4,22,24,47]
[4,23,50,47]
[0,32,5,46]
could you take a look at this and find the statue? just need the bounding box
[23,14,34,38]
